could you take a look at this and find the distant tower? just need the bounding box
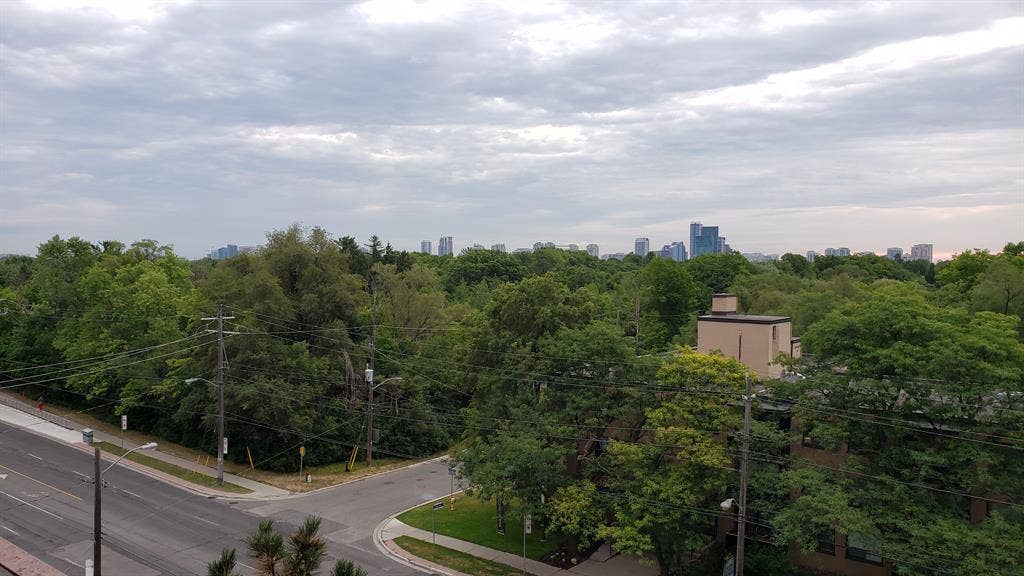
[421,240,432,255]
[438,236,453,257]
[491,243,507,253]
[635,237,650,257]
[837,247,851,257]
[886,247,903,260]
[806,251,817,263]
[586,244,599,258]
[910,243,933,263]
[689,222,702,257]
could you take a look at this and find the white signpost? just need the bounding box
[120,415,127,449]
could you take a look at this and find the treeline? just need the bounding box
[1,229,1022,575]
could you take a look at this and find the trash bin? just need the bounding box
[82,428,94,444]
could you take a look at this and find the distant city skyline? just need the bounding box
[1,2,1019,262]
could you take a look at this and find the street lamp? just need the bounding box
[186,376,225,485]
[91,441,157,576]
[364,369,403,466]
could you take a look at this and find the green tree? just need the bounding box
[776,253,811,277]
[970,258,1024,317]
[685,253,755,300]
[207,549,239,576]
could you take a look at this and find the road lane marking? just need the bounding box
[27,453,42,460]
[191,514,222,527]
[121,489,142,499]
[0,463,81,501]
[62,558,83,569]
[0,489,65,520]
[1,524,19,536]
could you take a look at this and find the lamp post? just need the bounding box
[92,441,157,576]
[365,371,403,466]
[186,376,224,484]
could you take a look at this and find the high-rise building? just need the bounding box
[691,225,721,257]
[910,243,933,262]
[689,222,702,257]
[438,236,453,257]
[667,241,687,262]
[837,247,851,257]
[533,242,544,251]
[544,242,556,249]
[491,243,507,253]
[635,237,650,257]
[567,244,579,251]
[886,247,903,260]
[824,247,838,257]
[806,251,817,262]
[421,240,432,255]
[586,244,599,258]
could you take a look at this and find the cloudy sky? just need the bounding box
[1,0,1021,259]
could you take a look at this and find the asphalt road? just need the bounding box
[0,422,457,575]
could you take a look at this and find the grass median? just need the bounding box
[397,496,557,560]
[96,442,251,494]
[393,535,536,576]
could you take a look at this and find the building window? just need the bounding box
[845,534,884,566]
[815,530,836,556]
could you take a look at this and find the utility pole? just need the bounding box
[202,305,233,485]
[367,273,378,467]
[93,446,101,576]
[735,374,753,576]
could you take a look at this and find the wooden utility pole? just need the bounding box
[735,374,753,576]
[93,447,101,576]
[367,273,377,466]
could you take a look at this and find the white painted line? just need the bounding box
[0,489,64,520]
[27,453,42,460]
[121,489,143,499]
[1,524,19,535]
[191,514,221,527]
[0,474,7,480]
[62,557,84,569]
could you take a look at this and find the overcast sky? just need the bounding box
[1,0,1022,259]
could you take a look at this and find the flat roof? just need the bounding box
[698,314,791,325]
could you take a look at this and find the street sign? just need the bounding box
[524,513,532,534]
[121,415,127,431]
[299,445,305,457]
[432,502,445,510]
[448,466,455,476]
[223,437,228,455]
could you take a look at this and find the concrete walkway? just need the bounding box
[380,518,659,576]
[0,398,288,499]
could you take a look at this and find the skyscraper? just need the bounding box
[586,244,599,258]
[824,247,838,257]
[910,243,933,262]
[691,225,720,257]
[491,243,507,252]
[635,237,650,257]
[886,247,903,260]
[420,240,432,255]
[837,247,851,257]
[806,251,817,262]
[533,242,544,251]
[689,222,702,257]
[668,241,687,262]
[438,236,453,257]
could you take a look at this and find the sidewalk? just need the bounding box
[380,519,659,576]
[0,537,64,576]
[0,396,287,499]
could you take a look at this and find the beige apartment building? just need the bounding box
[697,294,800,379]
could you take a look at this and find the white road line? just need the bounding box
[27,453,42,460]
[62,557,84,569]
[121,489,143,499]
[0,489,64,520]
[191,514,221,527]
[1,524,19,536]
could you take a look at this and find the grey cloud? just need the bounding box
[1,0,1021,257]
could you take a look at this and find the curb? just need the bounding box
[263,454,452,501]
[372,489,467,575]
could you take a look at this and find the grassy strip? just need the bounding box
[393,535,535,576]
[397,496,557,560]
[96,442,251,494]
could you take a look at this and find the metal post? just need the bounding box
[522,514,527,576]
[735,374,753,576]
[93,446,101,576]
[216,304,225,485]
[431,505,436,559]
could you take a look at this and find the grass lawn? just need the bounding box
[96,442,251,494]
[393,535,536,576]
[397,495,558,560]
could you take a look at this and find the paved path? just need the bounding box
[380,519,660,576]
